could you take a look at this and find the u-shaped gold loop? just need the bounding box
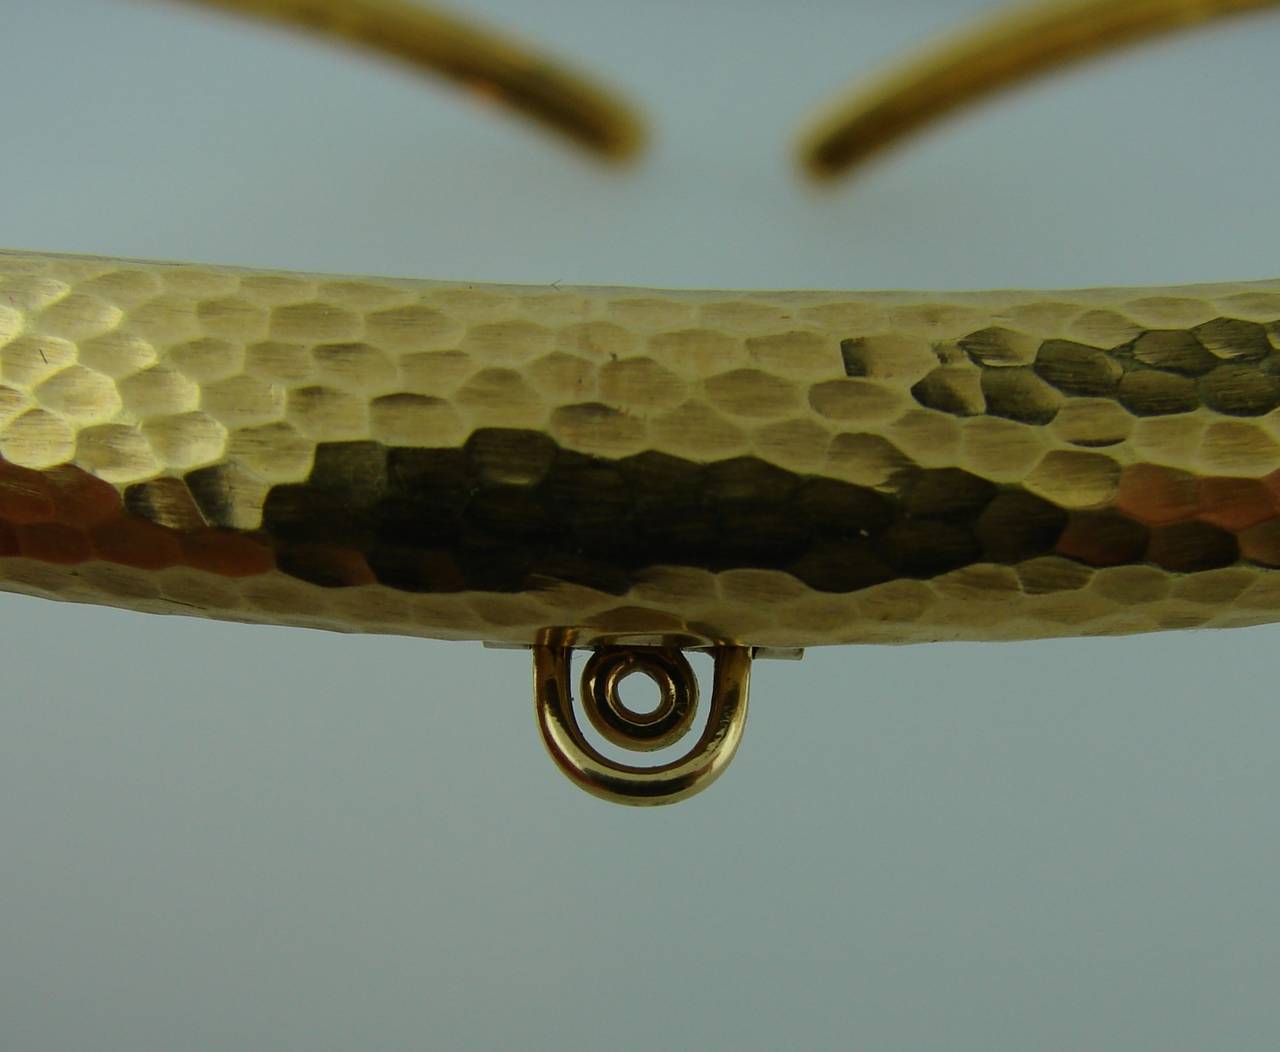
[534,644,751,807]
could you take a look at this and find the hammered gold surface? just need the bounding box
[6,249,1280,647]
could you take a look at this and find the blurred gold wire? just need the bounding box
[797,0,1280,179]
[179,0,645,159]
[180,0,1280,178]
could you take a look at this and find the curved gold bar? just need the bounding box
[180,0,645,159]
[798,0,1280,179]
[534,645,751,806]
[11,250,1280,648]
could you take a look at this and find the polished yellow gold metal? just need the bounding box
[798,0,1280,178]
[8,1,1280,804]
[9,247,1280,644]
[180,0,645,159]
[534,643,751,806]
[579,646,700,751]
[9,250,1280,802]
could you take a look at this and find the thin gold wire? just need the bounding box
[177,1,1280,177]
[180,0,645,159]
[798,0,1280,179]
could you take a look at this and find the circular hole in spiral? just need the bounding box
[579,647,701,755]
[616,670,663,716]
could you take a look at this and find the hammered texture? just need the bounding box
[6,249,1280,646]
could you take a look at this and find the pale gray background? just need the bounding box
[2,1,1279,1048]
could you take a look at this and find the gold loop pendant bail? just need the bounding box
[534,644,751,807]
